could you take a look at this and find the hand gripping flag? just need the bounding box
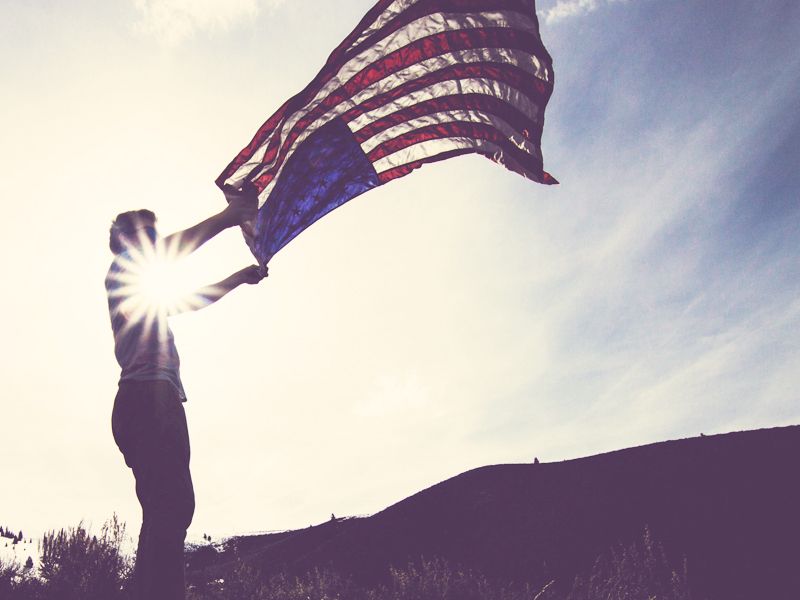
[217,0,556,265]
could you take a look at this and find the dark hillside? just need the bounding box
[198,426,800,599]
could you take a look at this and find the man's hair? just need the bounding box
[109,209,156,254]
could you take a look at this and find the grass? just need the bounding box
[0,520,694,600]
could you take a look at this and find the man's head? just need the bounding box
[109,209,157,255]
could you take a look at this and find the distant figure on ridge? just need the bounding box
[105,189,266,600]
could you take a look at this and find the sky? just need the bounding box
[1,0,799,543]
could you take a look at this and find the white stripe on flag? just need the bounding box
[347,76,544,131]
[372,136,525,174]
[358,109,539,156]
[347,0,424,52]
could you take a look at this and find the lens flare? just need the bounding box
[137,258,184,310]
[107,230,202,341]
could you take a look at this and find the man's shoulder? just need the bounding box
[106,251,132,276]
[105,252,131,295]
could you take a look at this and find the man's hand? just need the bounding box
[222,185,259,226]
[235,264,268,285]
[164,184,260,257]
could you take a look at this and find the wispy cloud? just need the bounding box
[445,0,800,467]
[132,0,285,46]
[541,0,631,25]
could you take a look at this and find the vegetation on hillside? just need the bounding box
[0,519,694,600]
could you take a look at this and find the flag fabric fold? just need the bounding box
[217,0,556,264]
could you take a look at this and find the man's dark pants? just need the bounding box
[112,380,195,600]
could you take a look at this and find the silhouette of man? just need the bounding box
[106,191,264,599]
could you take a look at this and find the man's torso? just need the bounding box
[106,252,186,400]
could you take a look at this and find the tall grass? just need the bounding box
[0,522,692,600]
[568,526,691,600]
[187,558,548,600]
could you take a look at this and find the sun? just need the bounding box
[136,255,184,311]
[108,232,201,339]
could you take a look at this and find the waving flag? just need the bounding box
[217,0,556,265]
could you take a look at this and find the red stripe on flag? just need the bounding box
[367,120,511,161]
[214,100,292,190]
[343,61,549,124]
[345,28,540,96]
[376,140,552,184]
[377,148,474,183]
[343,0,534,57]
[352,93,540,145]
[343,0,545,66]
[366,120,546,178]
[325,0,399,66]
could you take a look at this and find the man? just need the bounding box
[105,192,264,599]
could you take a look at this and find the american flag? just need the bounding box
[217,0,556,264]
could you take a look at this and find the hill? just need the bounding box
[0,527,36,570]
[192,426,800,599]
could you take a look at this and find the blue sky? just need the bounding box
[1,0,798,541]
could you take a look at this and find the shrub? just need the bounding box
[568,526,692,600]
[0,557,21,598]
[0,556,43,600]
[369,557,553,600]
[0,518,698,600]
[38,515,131,600]
[380,557,494,600]
[188,561,364,600]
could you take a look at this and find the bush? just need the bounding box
[568,526,692,600]
[37,515,132,600]
[379,557,495,600]
[0,557,21,598]
[376,558,556,600]
[186,555,557,600]
[1,518,696,600]
[0,555,43,600]
[188,561,364,600]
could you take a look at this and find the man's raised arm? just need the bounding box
[170,265,266,315]
[163,188,258,256]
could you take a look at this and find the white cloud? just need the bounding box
[132,0,285,46]
[541,0,630,24]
